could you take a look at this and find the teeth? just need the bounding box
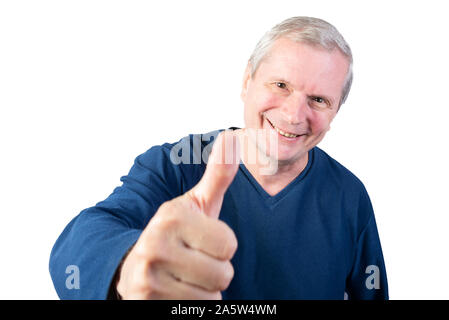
[273,124,299,138]
[265,116,300,138]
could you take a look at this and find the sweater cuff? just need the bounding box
[103,229,141,300]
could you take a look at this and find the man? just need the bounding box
[50,16,388,299]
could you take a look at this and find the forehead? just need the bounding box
[256,37,349,96]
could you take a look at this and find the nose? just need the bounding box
[280,93,309,125]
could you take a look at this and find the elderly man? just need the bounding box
[50,16,388,299]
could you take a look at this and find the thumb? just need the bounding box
[188,130,240,219]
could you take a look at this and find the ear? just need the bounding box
[240,63,252,102]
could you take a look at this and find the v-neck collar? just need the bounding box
[238,147,315,208]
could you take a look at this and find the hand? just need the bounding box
[116,131,240,299]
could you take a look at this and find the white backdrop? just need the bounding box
[1,0,448,299]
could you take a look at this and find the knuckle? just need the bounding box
[142,273,162,299]
[116,279,126,298]
[145,247,161,265]
[211,291,222,300]
[223,261,235,289]
[145,237,169,264]
[215,261,234,291]
[132,241,151,259]
[119,260,162,299]
[132,279,160,299]
[161,214,180,231]
[227,232,238,257]
[133,238,157,261]
[136,224,181,270]
[219,224,238,259]
[133,234,168,267]
[151,205,182,233]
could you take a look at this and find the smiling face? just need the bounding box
[241,37,350,167]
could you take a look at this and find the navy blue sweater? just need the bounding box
[49,128,388,299]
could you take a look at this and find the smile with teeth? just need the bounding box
[266,117,300,138]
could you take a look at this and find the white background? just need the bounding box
[1,0,448,299]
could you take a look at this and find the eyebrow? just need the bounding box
[268,77,291,86]
[268,77,336,106]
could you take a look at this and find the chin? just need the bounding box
[260,145,304,164]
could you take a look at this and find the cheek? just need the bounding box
[254,94,283,117]
[247,84,280,111]
[245,91,279,126]
[308,112,332,134]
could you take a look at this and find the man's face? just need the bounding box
[241,37,350,166]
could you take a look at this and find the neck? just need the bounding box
[235,129,309,196]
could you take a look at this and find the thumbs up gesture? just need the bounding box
[116,131,240,299]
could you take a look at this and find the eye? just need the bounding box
[275,82,287,89]
[310,96,330,109]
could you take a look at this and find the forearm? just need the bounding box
[49,208,141,299]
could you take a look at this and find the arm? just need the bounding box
[49,145,184,299]
[345,190,389,300]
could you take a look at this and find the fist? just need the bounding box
[116,131,240,299]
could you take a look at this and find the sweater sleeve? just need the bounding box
[345,189,389,300]
[49,144,185,299]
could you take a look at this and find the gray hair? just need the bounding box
[248,16,353,106]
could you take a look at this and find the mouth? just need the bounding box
[265,116,303,139]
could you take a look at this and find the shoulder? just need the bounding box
[313,147,375,232]
[138,128,223,162]
[135,128,225,192]
[313,146,367,194]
